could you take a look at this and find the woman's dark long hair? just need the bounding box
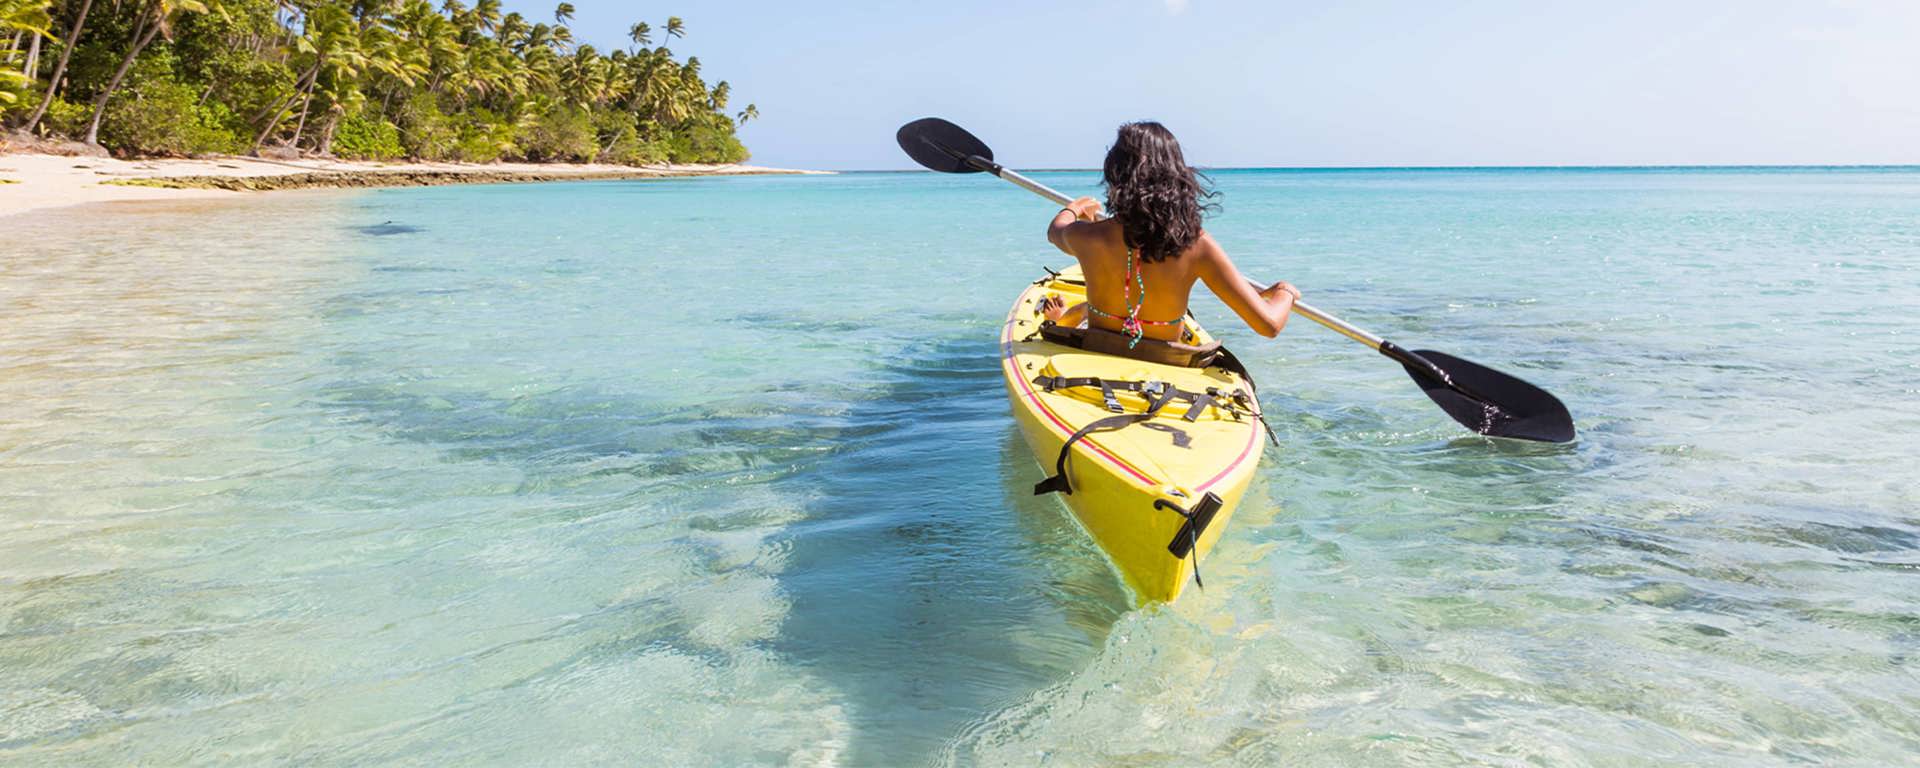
[1102,121,1218,262]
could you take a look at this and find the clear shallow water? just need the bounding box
[2,169,1917,765]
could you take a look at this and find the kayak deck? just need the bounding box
[1000,265,1265,603]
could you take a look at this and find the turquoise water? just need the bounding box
[3,168,1917,765]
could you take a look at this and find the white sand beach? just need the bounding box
[0,152,826,219]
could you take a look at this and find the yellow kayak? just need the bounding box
[1000,265,1268,603]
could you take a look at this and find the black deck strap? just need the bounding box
[1033,374,1108,393]
[1211,345,1258,394]
[1182,392,1215,422]
[1033,387,1177,496]
[1230,389,1280,447]
[1156,492,1225,590]
[1210,345,1279,447]
[1032,413,1147,495]
[1205,387,1238,421]
[1142,384,1177,416]
[1032,375,1234,424]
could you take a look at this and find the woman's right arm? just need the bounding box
[1047,196,1102,255]
[1195,233,1300,338]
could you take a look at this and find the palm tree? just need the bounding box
[252,1,356,151]
[292,6,372,148]
[315,75,368,154]
[363,15,425,110]
[82,0,212,145]
[16,0,750,164]
[351,0,399,28]
[633,49,681,124]
[496,11,526,46]
[521,22,552,52]
[416,12,461,93]
[470,0,498,35]
[559,43,603,108]
[0,0,51,114]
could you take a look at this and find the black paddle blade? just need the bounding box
[1401,350,1575,443]
[896,117,993,173]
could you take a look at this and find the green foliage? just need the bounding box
[6,0,755,164]
[330,113,403,160]
[666,118,747,164]
[2,68,32,113]
[0,0,53,112]
[0,0,53,105]
[594,112,666,166]
[392,91,453,160]
[451,111,516,163]
[172,4,298,124]
[516,105,594,163]
[20,91,89,134]
[98,53,243,155]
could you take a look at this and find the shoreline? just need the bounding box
[0,153,830,218]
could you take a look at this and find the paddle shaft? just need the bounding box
[968,159,1467,381]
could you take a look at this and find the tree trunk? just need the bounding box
[249,58,318,126]
[20,0,91,133]
[288,82,316,149]
[25,31,41,77]
[250,60,321,152]
[318,113,339,155]
[83,0,160,146]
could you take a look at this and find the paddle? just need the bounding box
[895,117,1575,443]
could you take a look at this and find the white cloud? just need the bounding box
[1164,0,1190,15]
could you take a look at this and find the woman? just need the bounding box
[1041,121,1301,346]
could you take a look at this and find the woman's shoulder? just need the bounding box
[1076,218,1125,249]
[1184,229,1223,259]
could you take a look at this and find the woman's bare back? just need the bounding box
[1047,198,1302,341]
[1066,218,1203,342]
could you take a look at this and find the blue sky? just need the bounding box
[531,1,1919,169]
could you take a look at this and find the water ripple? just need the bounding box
[6,171,1920,765]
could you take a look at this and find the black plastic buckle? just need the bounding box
[1155,492,1224,559]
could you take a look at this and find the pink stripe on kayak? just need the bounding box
[1001,307,1159,488]
[1196,417,1259,492]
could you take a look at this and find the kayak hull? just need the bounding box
[1000,266,1264,603]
